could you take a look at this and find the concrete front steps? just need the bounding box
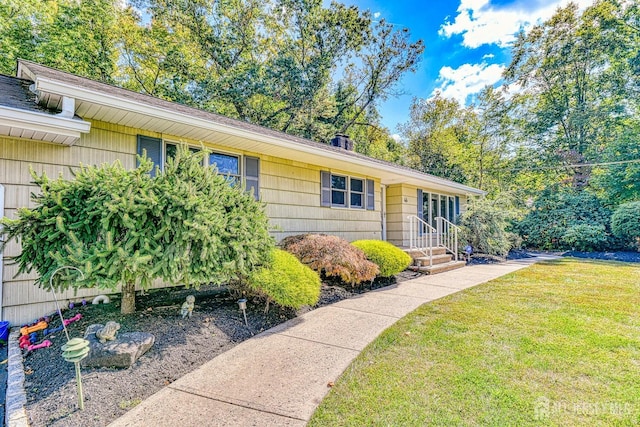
[404,247,466,275]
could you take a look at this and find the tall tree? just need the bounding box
[401,94,468,183]
[504,1,634,188]
[0,0,123,81]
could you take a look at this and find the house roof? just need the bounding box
[14,60,484,195]
[0,73,91,145]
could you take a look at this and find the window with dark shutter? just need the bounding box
[321,171,331,207]
[137,135,162,177]
[417,189,423,219]
[366,179,375,210]
[244,156,260,200]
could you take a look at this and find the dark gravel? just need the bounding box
[22,274,414,427]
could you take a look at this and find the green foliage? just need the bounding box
[280,234,379,286]
[505,1,637,188]
[247,249,321,309]
[561,224,608,252]
[515,187,612,250]
[592,120,640,204]
[459,196,515,257]
[351,240,411,277]
[0,146,274,313]
[610,201,640,248]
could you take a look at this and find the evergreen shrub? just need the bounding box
[611,201,640,249]
[280,234,379,286]
[561,224,608,251]
[515,187,611,250]
[247,249,321,309]
[351,240,411,277]
[459,196,514,257]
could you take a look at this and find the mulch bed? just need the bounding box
[22,272,418,427]
[16,252,640,427]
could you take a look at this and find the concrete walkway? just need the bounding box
[109,256,555,427]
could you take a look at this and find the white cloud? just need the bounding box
[434,63,505,105]
[373,12,381,19]
[482,53,495,59]
[440,0,594,48]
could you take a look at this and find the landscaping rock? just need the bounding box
[81,324,155,369]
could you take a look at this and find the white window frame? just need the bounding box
[349,177,365,209]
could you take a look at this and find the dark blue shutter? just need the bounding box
[366,179,375,210]
[417,189,423,218]
[244,156,260,200]
[321,171,331,207]
[137,135,162,177]
[455,196,460,220]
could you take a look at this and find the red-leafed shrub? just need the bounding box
[280,234,379,286]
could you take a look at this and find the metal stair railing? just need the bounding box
[407,215,437,267]
[435,216,459,261]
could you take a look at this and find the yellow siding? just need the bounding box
[385,184,469,247]
[1,120,383,324]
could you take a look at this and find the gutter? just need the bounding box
[30,77,484,196]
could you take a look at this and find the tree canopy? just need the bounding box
[0,0,422,153]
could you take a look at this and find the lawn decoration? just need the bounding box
[47,265,90,410]
[43,325,65,336]
[63,313,82,326]
[92,295,110,305]
[62,337,90,410]
[20,320,47,336]
[19,335,33,349]
[28,339,52,351]
[180,295,195,319]
[95,321,120,343]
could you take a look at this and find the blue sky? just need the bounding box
[339,0,594,134]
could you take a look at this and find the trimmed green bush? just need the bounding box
[561,224,608,251]
[351,240,412,277]
[611,201,640,249]
[280,234,379,286]
[247,249,321,309]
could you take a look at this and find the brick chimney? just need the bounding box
[330,134,354,151]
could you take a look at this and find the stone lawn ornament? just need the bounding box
[95,321,121,343]
[181,295,195,319]
[82,324,155,368]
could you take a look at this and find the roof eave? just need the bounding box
[24,65,484,195]
[0,105,91,145]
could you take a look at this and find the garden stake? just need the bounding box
[49,266,90,409]
[61,337,90,410]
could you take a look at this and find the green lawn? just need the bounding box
[309,258,640,426]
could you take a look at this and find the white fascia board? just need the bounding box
[0,105,91,143]
[34,78,484,195]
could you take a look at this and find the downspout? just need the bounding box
[0,184,4,319]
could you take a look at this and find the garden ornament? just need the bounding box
[181,295,195,319]
[95,321,121,343]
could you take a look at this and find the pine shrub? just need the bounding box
[247,249,321,309]
[351,240,411,277]
[611,201,640,249]
[0,146,274,314]
[280,234,379,286]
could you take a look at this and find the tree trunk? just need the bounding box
[121,282,136,314]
